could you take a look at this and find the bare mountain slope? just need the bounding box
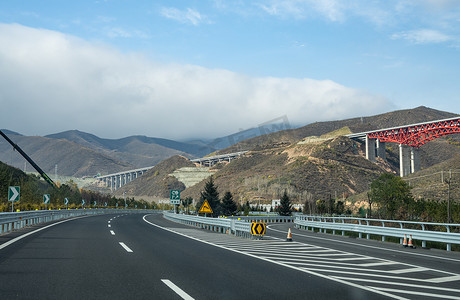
[0,133,133,177]
[182,136,396,202]
[221,106,458,153]
[46,130,203,167]
[113,155,196,199]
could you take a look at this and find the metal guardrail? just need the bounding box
[0,209,156,234]
[227,215,294,223]
[163,212,256,238]
[295,215,460,251]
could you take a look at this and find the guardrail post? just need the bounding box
[366,220,370,239]
[399,222,403,244]
[381,222,385,242]
[421,224,426,248]
[445,225,452,251]
[358,219,362,238]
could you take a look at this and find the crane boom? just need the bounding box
[0,130,56,188]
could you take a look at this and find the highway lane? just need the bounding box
[264,223,460,299]
[1,213,389,300]
[1,213,459,299]
[148,215,460,299]
[267,223,460,275]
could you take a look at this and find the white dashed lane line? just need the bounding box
[119,242,133,253]
[110,230,115,235]
[161,279,194,300]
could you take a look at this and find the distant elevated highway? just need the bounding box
[96,151,248,190]
[95,166,153,191]
[190,151,248,167]
[346,116,460,176]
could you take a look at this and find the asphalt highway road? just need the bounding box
[0,213,459,300]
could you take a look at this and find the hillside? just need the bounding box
[112,155,196,200]
[0,133,134,177]
[0,130,214,178]
[177,107,460,206]
[46,130,207,167]
[220,106,458,154]
[404,154,460,202]
[182,136,398,203]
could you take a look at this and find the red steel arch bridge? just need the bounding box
[346,116,460,176]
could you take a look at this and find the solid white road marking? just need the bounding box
[370,287,460,300]
[110,230,115,235]
[267,225,460,263]
[334,277,460,293]
[119,242,133,253]
[142,215,404,300]
[427,275,460,283]
[0,217,86,251]
[161,279,194,300]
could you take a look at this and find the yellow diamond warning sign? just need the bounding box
[198,199,213,214]
[251,222,266,235]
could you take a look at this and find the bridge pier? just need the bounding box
[365,137,420,177]
[411,147,421,173]
[399,144,411,177]
[365,136,376,162]
[376,140,386,160]
[399,144,420,176]
[365,137,386,162]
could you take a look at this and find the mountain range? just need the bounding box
[111,106,460,204]
[1,106,459,204]
[0,120,289,177]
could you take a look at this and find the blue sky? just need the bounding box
[0,0,459,140]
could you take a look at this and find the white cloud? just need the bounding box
[391,29,452,44]
[160,7,206,26]
[104,27,150,39]
[258,0,345,21]
[0,23,393,139]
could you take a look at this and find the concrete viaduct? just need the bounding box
[95,151,248,191]
[95,166,153,191]
[346,116,460,176]
[190,151,248,167]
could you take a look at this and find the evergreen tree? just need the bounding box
[221,191,238,216]
[278,190,292,216]
[197,176,220,217]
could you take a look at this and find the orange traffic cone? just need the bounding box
[408,235,414,248]
[402,234,408,247]
[286,228,293,242]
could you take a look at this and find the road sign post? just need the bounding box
[198,199,213,217]
[8,186,20,212]
[251,222,266,237]
[170,190,181,213]
[43,194,50,210]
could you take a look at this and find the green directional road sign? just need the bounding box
[43,194,50,204]
[64,198,69,205]
[8,186,20,202]
[82,199,86,206]
[170,189,180,205]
